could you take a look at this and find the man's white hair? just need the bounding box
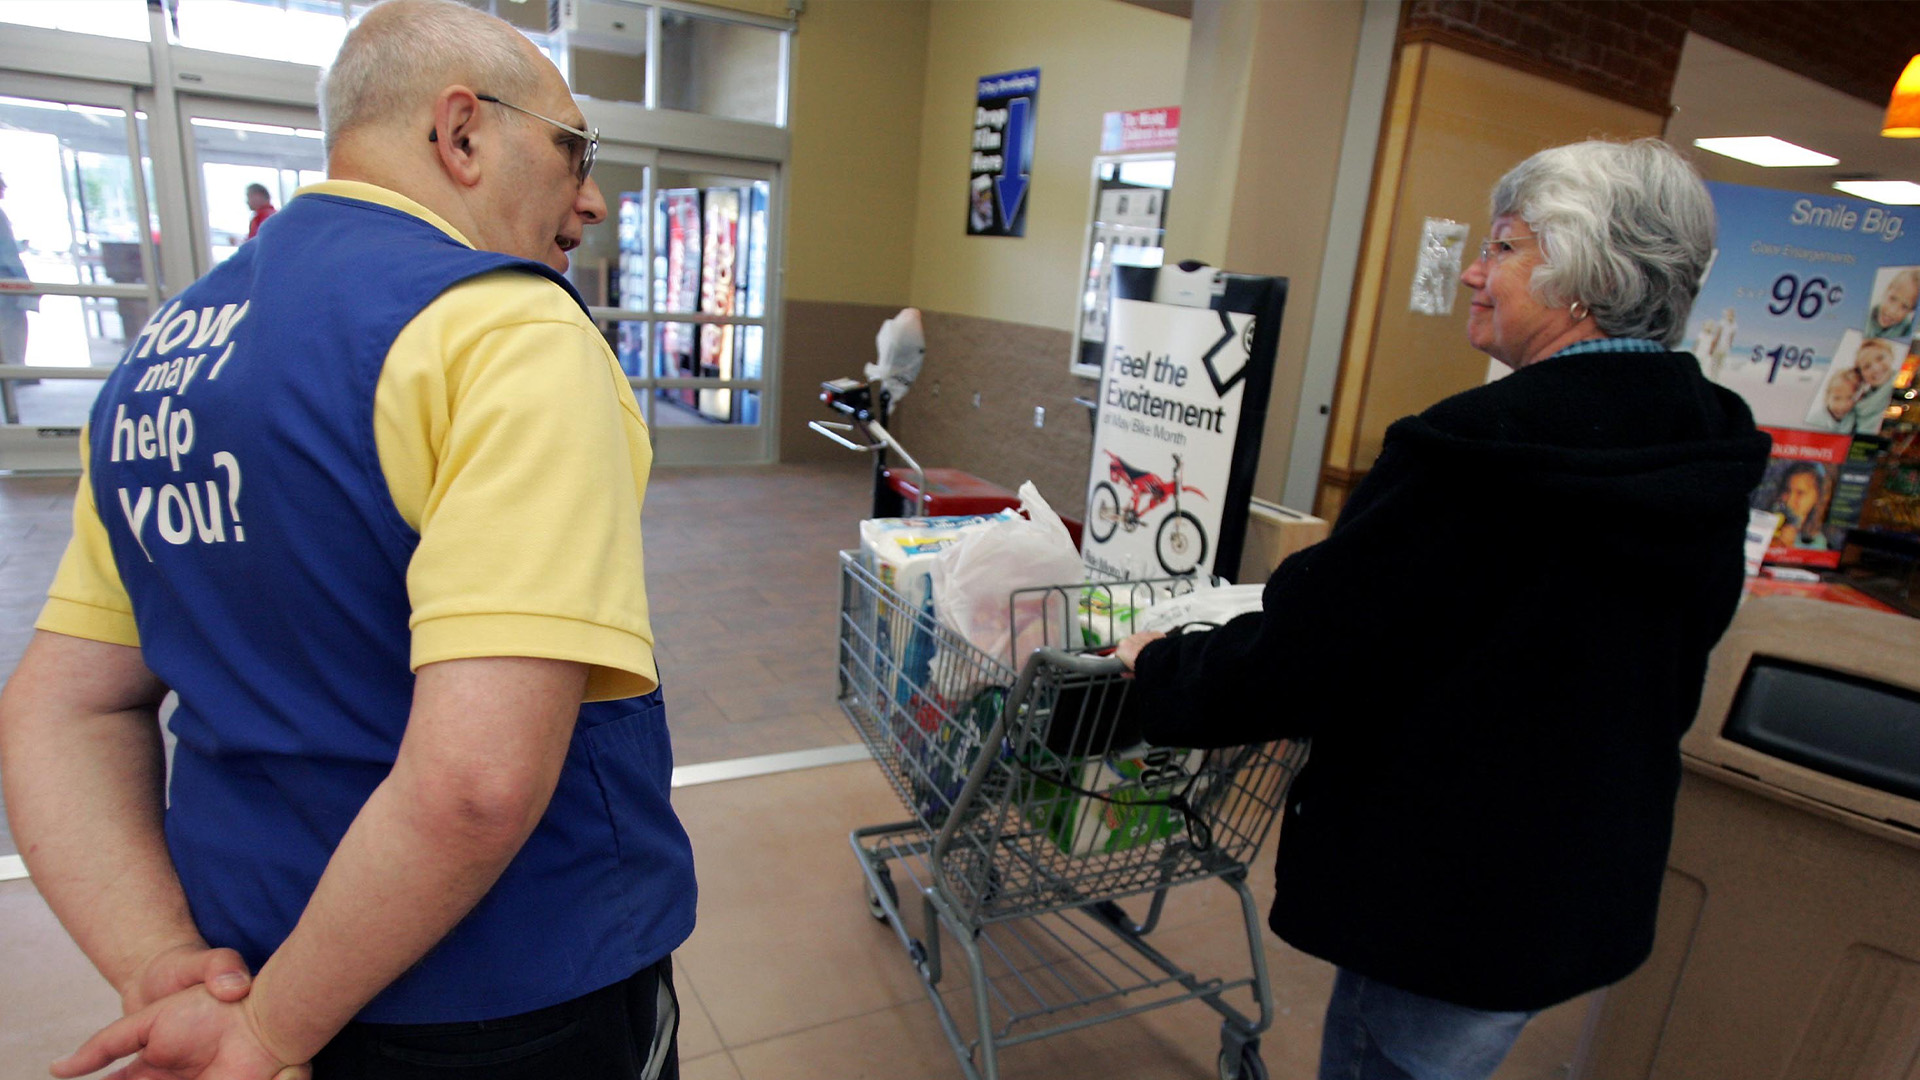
[319,0,546,154]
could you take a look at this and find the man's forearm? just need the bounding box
[0,672,204,999]
[241,771,542,1062]
[240,656,588,1063]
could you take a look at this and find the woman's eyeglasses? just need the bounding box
[1476,234,1538,263]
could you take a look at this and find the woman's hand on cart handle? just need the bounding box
[1114,632,1167,671]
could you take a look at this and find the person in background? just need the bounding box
[245,182,277,240]
[0,1,693,1077]
[1866,267,1918,341]
[0,172,38,390]
[1116,138,1769,1080]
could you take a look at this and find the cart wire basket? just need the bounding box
[836,550,1309,1080]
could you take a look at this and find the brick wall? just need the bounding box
[1402,1,1691,113]
[1403,0,1920,112]
[1689,2,1920,107]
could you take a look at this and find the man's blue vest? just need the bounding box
[87,192,696,1023]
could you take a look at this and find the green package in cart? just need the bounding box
[1076,589,1150,648]
[1025,746,1205,856]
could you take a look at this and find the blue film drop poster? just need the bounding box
[1688,181,1918,436]
[968,68,1039,237]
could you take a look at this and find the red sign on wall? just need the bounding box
[1101,108,1180,155]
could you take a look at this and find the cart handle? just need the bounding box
[1029,647,1127,676]
[931,645,1129,892]
[808,416,930,515]
[808,420,883,452]
[864,417,927,497]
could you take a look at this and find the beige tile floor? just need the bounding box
[0,462,1594,1079]
[1,760,1592,1080]
[0,460,874,856]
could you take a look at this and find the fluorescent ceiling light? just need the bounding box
[1693,136,1839,167]
[1832,180,1920,205]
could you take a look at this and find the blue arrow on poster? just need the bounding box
[969,67,1039,237]
[997,97,1031,226]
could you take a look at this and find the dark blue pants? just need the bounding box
[1317,968,1534,1080]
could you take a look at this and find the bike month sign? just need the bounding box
[1084,297,1255,579]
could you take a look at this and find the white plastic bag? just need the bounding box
[1130,580,1266,634]
[932,482,1084,671]
[865,307,925,405]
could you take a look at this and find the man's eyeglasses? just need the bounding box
[430,93,598,183]
[1476,234,1538,263]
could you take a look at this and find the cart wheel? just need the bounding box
[1217,1041,1267,1080]
[865,870,898,921]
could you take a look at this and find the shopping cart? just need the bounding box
[837,551,1308,1080]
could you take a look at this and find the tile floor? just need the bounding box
[0,460,874,856]
[0,462,1594,1079]
[2,760,1592,1080]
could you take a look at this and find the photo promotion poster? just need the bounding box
[1689,181,1917,433]
[1083,265,1286,581]
[1687,181,1919,566]
[968,68,1039,237]
[1750,426,1851,568]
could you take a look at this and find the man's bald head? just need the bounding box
[319,0,546,155]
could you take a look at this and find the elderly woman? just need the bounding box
[1117,139,1770,1080]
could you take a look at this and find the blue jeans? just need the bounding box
[1317,969,1535,1080]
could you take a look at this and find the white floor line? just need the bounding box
[670,742,870,788]
[0,748,870,875]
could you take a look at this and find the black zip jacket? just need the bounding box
[1131,348,1771,1011]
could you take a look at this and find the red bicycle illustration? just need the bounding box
[1088,450,1209,575]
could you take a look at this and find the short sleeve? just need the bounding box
[37,428,141,647]
[388,291,657,701]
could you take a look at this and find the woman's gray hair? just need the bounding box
[1491,138,1716,346]
[320,0,545,154]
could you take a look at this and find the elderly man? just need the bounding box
[0,2,693,1077]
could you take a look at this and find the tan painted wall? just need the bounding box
[1161,0,1367,508]
[905,0,1190,331]
[785,0,930,306]
[1319,42,1661,516]
[781,0,932,463]
[1157,0,1255,270]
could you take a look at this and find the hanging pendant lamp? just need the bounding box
[1886,54,1920,138]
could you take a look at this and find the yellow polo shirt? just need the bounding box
[38,181,657,701]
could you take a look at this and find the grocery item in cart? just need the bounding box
[859,512,1015,593]
[860,512,1014,704]
[1076,587,1154,647]
[914,685,1009,828]
[1024,746,1206,856]
[932,483,1083,671]
[1129,580,1265,633]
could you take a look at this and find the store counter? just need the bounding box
[1573,596,1920,1078]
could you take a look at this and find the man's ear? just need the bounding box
[430,87,484,187]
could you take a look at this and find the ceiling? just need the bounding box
[1669,32,1920,197]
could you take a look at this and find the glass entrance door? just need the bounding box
[0,76,161,469]
[179,97,325,276]
[576,143,778,465]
